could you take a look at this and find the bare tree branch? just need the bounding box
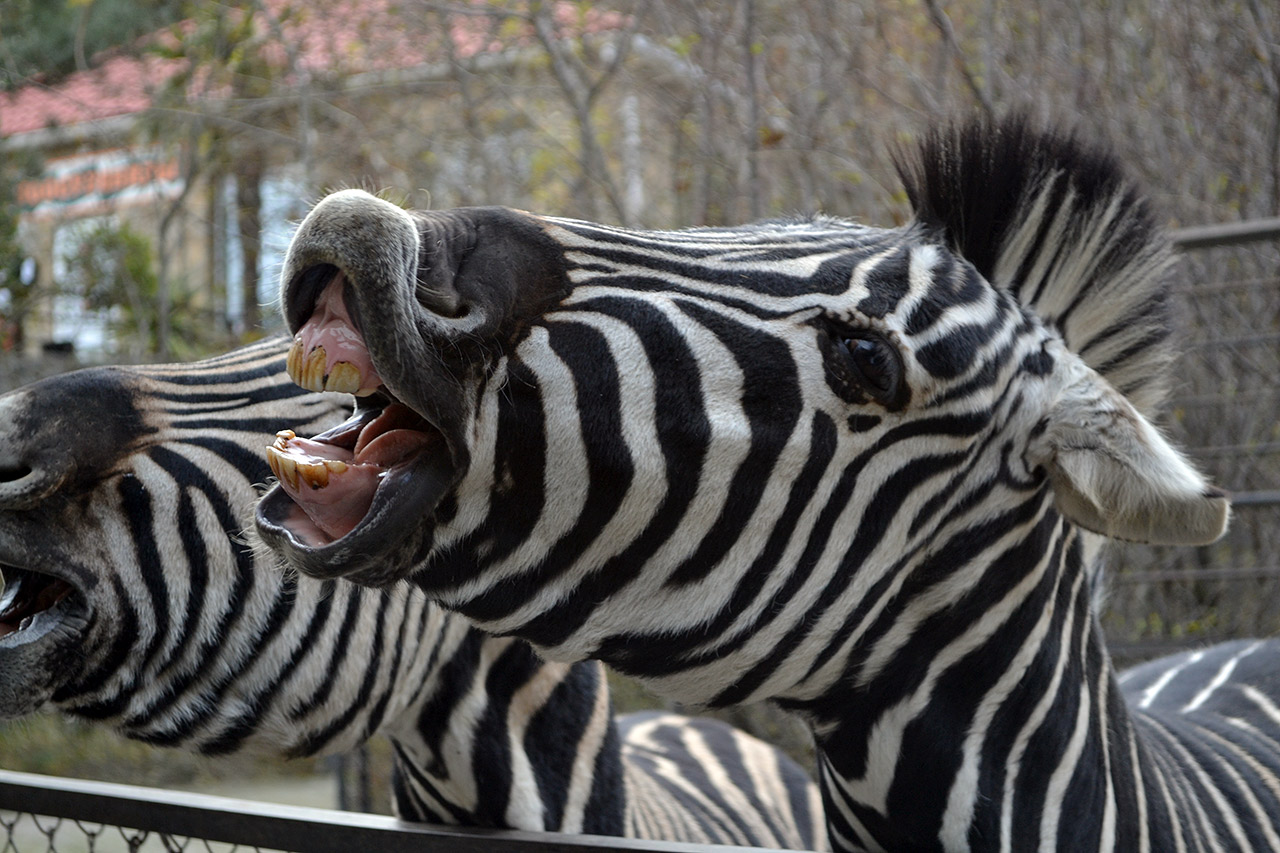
[922,0,994,119]
[527,0,630,221]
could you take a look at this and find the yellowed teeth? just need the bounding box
[286,339,376,396]
[286,342,304,385]
[325,362,362,394]
[266,430,348,490]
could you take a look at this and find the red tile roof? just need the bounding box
[0,53,181,137]
[1,0,623,139]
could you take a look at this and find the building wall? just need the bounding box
[11,133,215,358]
[5,133,321,365]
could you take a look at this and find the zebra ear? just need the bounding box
[1032,360,1229,546]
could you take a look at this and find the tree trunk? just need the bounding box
[235,157,264,337]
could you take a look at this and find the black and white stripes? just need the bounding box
[0,339,826,850]
[255,116,1269,852]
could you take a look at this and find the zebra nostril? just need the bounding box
[0,455,72,511]
[0,463,32,483]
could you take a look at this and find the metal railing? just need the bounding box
[0,770,796,853]
[1170,216,1280,249]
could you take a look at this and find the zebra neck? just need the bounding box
[61,559,630,834]
[58,577,447,758]
[813,512,1144,851]
[384,632,627,834]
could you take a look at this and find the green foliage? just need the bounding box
[0,0,185,89]
[154,1,280,99]
[1124,608,1221,641]
[667,33,701,58]
[0,147,44,349]
[61,221,144,301]
[56,217,238,359]
[58,219,160,352]
[0,151,34,285]
[0,713,323,788]
[604,668,665,715]
[61,221,156,311]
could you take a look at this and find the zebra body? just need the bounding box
[254,118,1268,852]
[0,340,826,850]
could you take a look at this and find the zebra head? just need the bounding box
[0,343,344,721]
[0,367,141,715]
[256,117,1228,702]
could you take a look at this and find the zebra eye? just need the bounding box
[836,334,902,405]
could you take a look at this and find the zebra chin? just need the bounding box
[254,455,450,588]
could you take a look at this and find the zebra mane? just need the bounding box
[894,115,1176,416]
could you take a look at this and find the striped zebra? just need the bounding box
[0,339,827,850]
[252,115,1280,853]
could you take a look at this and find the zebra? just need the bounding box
[0,338,828,850]
[252,115,1280,852]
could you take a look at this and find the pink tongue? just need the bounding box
[273,405,437,543]
[354,405,433,463]
[297,273,382,388]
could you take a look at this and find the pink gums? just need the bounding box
[297,272,383,390]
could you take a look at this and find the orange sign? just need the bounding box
[17,148,182,215]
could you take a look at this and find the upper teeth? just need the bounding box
[287,340,377,396]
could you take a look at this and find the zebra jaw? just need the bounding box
[263,404,439,543]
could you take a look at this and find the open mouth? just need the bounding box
[262,268,449,550]
[0,554,93,716]
[0,563,79,643]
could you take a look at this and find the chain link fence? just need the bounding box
[0,771,781,853]
[0,812,279,853]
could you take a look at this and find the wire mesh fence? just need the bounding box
[0,811,279,853]
[1103,218,1280,665]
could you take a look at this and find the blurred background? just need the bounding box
[0,0,1276,816]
